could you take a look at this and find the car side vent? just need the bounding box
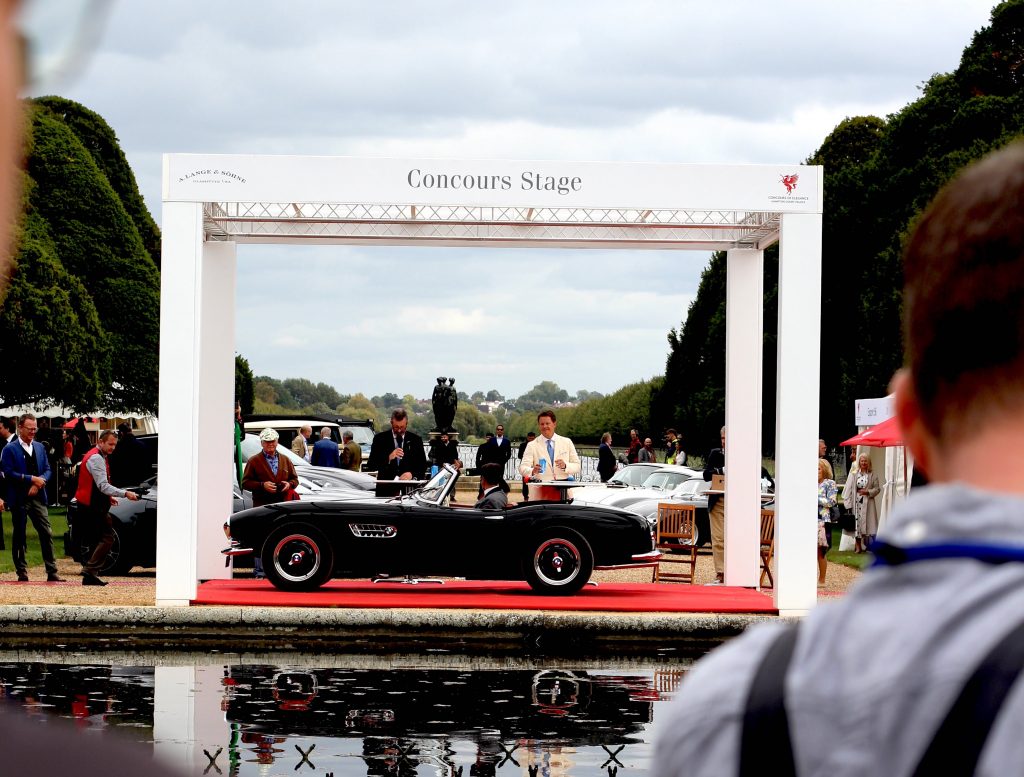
[349,524,398,539]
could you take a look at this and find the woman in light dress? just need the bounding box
[840,447,860,552]
[852,452,881,551]
[817,458,838,588]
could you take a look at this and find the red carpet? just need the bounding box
[192,579,777,614]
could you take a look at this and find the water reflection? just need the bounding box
[0,653,692,776]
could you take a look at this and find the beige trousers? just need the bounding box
[710,498,725,576]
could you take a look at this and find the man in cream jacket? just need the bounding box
[519,410,580,501]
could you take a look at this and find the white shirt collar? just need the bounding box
[20,438,33,454]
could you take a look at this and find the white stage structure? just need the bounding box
[158,154,823,615]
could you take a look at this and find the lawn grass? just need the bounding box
[0,505,69,574]
[827,526,871,570]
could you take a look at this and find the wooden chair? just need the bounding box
[759,508,776,588]
[654,503,698,584]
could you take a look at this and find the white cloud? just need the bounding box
[53,0,998,398]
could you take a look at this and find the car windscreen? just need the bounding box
[675,478,710,497]
[341,427,374,446]
[415,468,452,504]
[640,471,689,490]
[609,465,658,487]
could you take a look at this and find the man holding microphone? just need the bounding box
[368,408,426,495]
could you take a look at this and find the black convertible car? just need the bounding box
[224,465,660,595]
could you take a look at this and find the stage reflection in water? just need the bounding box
[0,656,692,776]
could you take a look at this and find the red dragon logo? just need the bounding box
[780,174,799,194]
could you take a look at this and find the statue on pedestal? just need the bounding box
[431,376,458,434]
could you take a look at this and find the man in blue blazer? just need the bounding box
[310,427,341,468]
[1,414,63,582]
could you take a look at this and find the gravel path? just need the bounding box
[0,553,861,607]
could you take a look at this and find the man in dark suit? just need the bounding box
[475,463,508,510]
[1,414,64,582]
[478,424,512,467]
[310,427,341,468]
[597,432,617,482]
[431,432,462,469]
[368,408,426,488]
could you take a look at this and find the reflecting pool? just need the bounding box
[0,650,698,776]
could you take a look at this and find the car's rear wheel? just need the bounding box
[523,527,593,595]
[262,523,334,591]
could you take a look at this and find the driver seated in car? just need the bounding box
[475,463,509,510]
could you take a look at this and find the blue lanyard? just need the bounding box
[870,539,1024,567]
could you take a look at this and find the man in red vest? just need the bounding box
[75,429,140,586]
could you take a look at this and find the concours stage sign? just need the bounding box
[165,154,823,213]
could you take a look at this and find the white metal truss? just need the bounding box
[202,202,782,250]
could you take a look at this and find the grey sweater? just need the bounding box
[654,483,1024,777]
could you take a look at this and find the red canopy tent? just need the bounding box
[841,415,902,447]
[62,417,100,429]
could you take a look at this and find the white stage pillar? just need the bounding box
[724,249,763,587]
[774,213,823,614]
[156,200,236,605]
[196,241,237,582]
[156,202,203,605]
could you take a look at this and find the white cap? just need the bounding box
[259,428,279,442]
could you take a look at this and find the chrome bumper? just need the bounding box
[595,550,662,570]
[221,545,254,557]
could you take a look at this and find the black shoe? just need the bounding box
[82,574,107,587]
[47,574,66,582]
[16,573,28,582]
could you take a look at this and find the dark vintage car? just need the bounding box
[66,477,254,575]
[224,465,660,595]
[64,433,375,575]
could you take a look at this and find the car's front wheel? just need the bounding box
[262,523,334,591]
[523,527,594,595]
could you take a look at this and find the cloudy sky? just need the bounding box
[45,0,996,401]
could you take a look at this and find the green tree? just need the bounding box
[234,354,255,416]
[33,96,161,268]
[23,102,160,412]
[516,381,570,410]
[254,376,295,408]
[371,392,400,409]
[337,393,381,425]
[654,0,1024,451]
[0,212,109,409]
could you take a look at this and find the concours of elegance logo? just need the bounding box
[768,172,809,203]
[177,168,247,185]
